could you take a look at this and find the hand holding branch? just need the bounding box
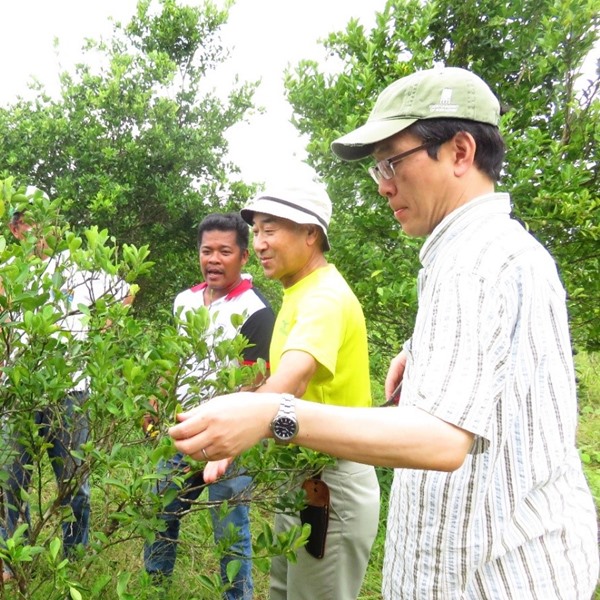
[169,392,280,462]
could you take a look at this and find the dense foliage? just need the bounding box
[285,0,600,364]
[0,180,326,599]
[0,0,260,319]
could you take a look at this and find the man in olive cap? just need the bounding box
[169,67,599,599]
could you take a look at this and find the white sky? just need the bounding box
[1,1,596,187]
[0,0,385,186]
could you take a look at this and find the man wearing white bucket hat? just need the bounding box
[196,182,380,600]
[238,182,380,600]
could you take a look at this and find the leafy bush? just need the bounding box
[0,179,325,599]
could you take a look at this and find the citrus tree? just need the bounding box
[0,180,319,599]
[285,0,600,366]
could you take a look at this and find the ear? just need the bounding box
[451,131,477,177]
[240,248,249,266]
[305,225,321,247]
[8,222,22,239]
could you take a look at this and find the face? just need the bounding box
[9,215,50,258]
[251,213,314,288]
[9,215,31,240]
[373,132,453,237]
[198,229,248,297]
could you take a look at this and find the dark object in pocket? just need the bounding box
[299,477,330,559]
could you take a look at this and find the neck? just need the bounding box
[281,254,328,289]
[204,277,242,305]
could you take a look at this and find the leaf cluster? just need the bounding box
[284,0,600,365]
[0,180,320,599]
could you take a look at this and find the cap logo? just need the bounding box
[428,88,459,114]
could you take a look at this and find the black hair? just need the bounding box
[310,225,329,253]
[197,212,249,251]
[406,118,506,181]
[9,211,24,227]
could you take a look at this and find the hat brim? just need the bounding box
[331,117,418,161]
[241,199,330,251]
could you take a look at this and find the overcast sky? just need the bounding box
[1,1,596,187]
[0,0,385,185]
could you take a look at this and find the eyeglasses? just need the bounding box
[368,142,434,183]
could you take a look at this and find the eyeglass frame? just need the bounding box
[368,141,437,183]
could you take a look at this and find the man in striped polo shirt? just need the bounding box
[144,212,274,599]
[169,67,599,599]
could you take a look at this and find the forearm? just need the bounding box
[256,371,309,397]
[292,400,473,471]
[255,350,317,397]
[170,393,474,472]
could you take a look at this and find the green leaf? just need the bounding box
[69,587,83,600]
[226,558,242,582]
[49,537,61,561]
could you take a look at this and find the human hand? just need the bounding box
[203,458,233,484]
[384,350,407,402]
[169,392,279,462]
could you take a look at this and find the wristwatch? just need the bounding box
[270,393,299,443]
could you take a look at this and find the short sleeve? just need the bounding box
[240,306,275,364]
[281,288,343,380]
[407,271,511,439]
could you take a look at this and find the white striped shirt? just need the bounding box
[383,193,599,599]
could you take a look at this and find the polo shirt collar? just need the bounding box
[420,193,511,268]
[190,274,253,302]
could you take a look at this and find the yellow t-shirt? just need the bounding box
[270,264,371,407]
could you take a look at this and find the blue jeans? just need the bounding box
[0,392,91,567]
[144,452,253,600]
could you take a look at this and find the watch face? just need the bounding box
[273,416,298,441]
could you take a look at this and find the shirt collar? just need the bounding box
[190,274,253,301]
[420,193,511,268]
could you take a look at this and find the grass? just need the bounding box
[575,351,600,600]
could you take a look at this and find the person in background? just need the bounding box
[204,184,380,600]
[1,205,131,582]
[143,212,275,600]
[168,67,599,599]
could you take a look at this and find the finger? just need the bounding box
[203,460,225,484]
[203,463,217,484]
[385,353,406,398]
[169,415,204,440]
[172,434,207,459]
[385,369,400,399]
[174,409,195,423]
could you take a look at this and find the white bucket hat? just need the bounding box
[240,183,332,251]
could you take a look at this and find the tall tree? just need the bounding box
[285,0,600,367]
[0,0,258,317]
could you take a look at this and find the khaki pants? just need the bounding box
[270,460,381,600]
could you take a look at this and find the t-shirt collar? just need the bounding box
[191,273,253,302]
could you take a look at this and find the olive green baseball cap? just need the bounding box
[331,66,501,161]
